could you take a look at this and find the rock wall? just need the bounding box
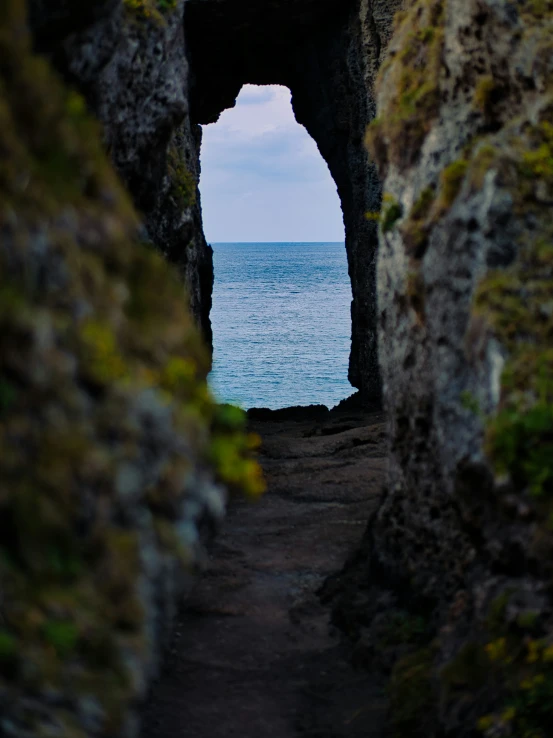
[0,3,261,736]
[284,0,403,400]
[334,1,553,736]
[30,0,214,349]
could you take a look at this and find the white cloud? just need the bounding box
[232,85,278,106]
[199,84,344,243]
[206,85,297,140]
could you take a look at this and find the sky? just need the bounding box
[199,85,345,243]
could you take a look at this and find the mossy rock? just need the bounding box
[167,139,197,209]
[0,3,262,735]
[123,0,178,25]
[366,0,445,176]
[366,0,553,736]
[389,648,436,737]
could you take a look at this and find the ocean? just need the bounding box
[208,242,353,410]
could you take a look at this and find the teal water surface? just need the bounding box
[208,242,353,410]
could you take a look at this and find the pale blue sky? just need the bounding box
[199,85,345,243]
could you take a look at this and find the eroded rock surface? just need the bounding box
[334,1,553,735]
[6,0,553,736]
[30,0,214,347]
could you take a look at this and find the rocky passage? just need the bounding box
[141,406,388,738]
[5,2,553,736]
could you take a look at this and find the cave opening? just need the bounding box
[185,0,384,405]
[200,84,352,410]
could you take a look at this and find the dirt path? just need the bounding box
[141,407,388,738]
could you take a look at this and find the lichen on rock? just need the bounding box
[0,3,262,736]
[339,0,553,735]
[34,0,214,350]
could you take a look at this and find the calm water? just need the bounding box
[208,242,353,410]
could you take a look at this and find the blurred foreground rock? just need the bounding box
[0,3,260,736]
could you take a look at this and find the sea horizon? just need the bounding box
[210,240,345,245]
[208,240,352,410]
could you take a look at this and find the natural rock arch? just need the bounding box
[185,0,401,403]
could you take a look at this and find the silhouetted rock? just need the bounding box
[247,405,330,422]
[184,0,404,403]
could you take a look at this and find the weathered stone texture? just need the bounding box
[349,0,553,734]
[0,3,261,736]
[30,0,214,348]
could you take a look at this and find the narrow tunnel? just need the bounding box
[185,0,384,404]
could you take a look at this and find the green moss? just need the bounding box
[213,403,248,431]
[402,186,435,258]
[439,159,469,208]
[365,194,404,233]
[365,210,381,222]
[400,158,469,258]
[380,611,428,647]
[167,141,197,208]
[525,0,553,19]
[478,640,553,737]
[441,643,491,690]
[474,75,497,113]
[0,2,264,731]
[43,621,79,657]
[0,378,16,414]
[487,394,553,497]
[517,611,540,631]
[210,432,265,497]
[123,0,178,24]
[520,120,553,183]
[470,143,498,191]
[411,186,436,221]
[486,591,512,633]
[389,648,435,736]
[80,320,128,385]
[0,630,17,661]
[460,390,482,417]
[366,0,445,173]
[381,193,404,232]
